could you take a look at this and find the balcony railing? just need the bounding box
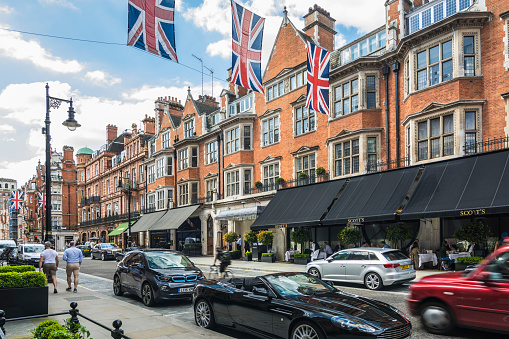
[90,196,101,202]
[78,211,140,227]
[463,135,509,155]
[367,157,410,173]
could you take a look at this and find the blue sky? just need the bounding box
[0,0,385,185]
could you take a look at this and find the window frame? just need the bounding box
[415,38,453,91]
[262,115,280,147]
[295,153,316,182]
[333,78,359,117]
[417,113,455,161]
[294,106,316,136]
[262,162,280,190]
[178,148,189,171]
[205,140,218,165]
[225,127,240,155]
[184,119,195,138]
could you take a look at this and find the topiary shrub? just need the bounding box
[275,177,285,185]
[32,320,60,339]
[0,265,36,273]
[0,271,47,289]
[258,230,274,249]
[291,228,311,252]
[386,223,414,249]
[223,231,238,244]
[255,181,263,188]
[244,231,258,252]
[298,172,308,179]
[454,221,492,247]
[315,167,326,175]
[338,227,362,247]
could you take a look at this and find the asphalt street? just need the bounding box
[55,257,505,339]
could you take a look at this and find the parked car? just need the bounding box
[193,272,411,338]
[76,245,91,257]
[407,243,509,335]
[115,246,140,262]
[91,243,121,261]
[113,250,204,306]
[17,243,45,266]
[306,248,416,290]
[0,239,16,256]
[0,246,17,265]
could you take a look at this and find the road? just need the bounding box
[59,256,503,339]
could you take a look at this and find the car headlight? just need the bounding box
[331,317,377,333]
[155,275,172,282]
[388,305,410,322]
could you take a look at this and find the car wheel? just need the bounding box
[308,267,321,280]
[141,283,155,307]
[420,301,455,335]
[291,321,325,339]
[194,299,215,329]
[113,275,123,296]
[101,253,106,261]
[364,272,383,290]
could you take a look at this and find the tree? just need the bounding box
[338,227,362,247]
[291,228,311,252]
[243,231,258,251]
[386,223,413,249]
[258,230,274,251]
[223,231,238,245]
[454,221,491,246]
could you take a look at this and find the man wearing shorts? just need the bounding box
[63,241,83,292]
[39,241,59,293]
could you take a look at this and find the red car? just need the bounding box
[407,243,509,335]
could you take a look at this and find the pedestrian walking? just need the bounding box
[63,241,83,293]
[39,241,59,293]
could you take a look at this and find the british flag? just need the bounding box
[306,41,331,115]
[128,0,178,62]
[10,191,23,210]
[231,0,265,93]
[38,192,46,211]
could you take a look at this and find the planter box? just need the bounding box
[230,251,241,260]
[294,257,310,265]
[261,256,275,263]
[246,254,252,261]
[455,263,468,271]
[0,286,48,319]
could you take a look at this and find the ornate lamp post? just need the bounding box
[44,83,80,243]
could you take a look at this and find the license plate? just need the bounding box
[400,265,410,270]
[179,287,194,293]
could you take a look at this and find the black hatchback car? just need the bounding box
[113,250,204,306]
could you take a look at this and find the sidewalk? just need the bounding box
[191,255,447,279]
[6,276,229,339]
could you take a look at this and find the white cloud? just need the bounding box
[85,71,122,87]
[39,0,78,11]
[206,39,230,59]
[0,124,15,134]
[335,33,347,49]
[0,25,83,73]
[1,137,15,142]
[0,5,13,14]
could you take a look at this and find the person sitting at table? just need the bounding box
[447,239,458,251]
[334,240,344,252]
[410,242,421,270]
[439,241,454,270]
[323,242,333,256]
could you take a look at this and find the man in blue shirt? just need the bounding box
[63,241,83,292]
[380,241,391,249]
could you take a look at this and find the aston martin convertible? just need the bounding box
[193,272,411,339]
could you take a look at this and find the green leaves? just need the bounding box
[386,224,413,243]
[243,231,258,245]
[223,231,239,244]
[453,221,492,245]
[291,228,311,245]
[0,271,46,289]
[258,230,274,246]
[0,265,36,273]
[338,227,362,246]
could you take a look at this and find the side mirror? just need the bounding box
[131,263,144,269]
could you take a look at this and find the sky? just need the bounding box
[0,0,385,186]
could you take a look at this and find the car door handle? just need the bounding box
[271,308,293,316]
[360,265,367,268]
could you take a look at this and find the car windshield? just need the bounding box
[265,274,335,297]
[101,244,117,249]
[80,246,91,250]
[0,244,12,249]
[145,252,193,269]
[382,251,408,261]
[25,246,44,253]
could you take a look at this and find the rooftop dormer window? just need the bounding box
[229,94,253,116]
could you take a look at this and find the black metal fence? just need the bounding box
[367,157,410,173]
[78,211,140,227]
[0,302,131,339]
[463,135,509,154]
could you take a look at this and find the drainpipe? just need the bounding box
[173,149,178,207]
[392,60,401,167]
[217,133,223,198]
[383,64,391,166]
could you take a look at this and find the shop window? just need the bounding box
[295,106,315,136]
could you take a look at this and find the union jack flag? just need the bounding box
[128,0,178,62]
[38,192,46,211]
[10,191,23,210]
[306,41,331,115]
[231,0,265,93]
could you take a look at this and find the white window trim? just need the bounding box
[261,114,280,148]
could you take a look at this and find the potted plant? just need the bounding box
[386,223,414,250]
[293,253,311,265]
[455,256,483,271]
[453,221,492,255]
[291,228,311,253]
[258,230,274,261]
[255,181,263,189]
[298,172,308,180]
[275,177,285,189]
[261,252,275,263]
[245,251,253,261]
[244,231,257,261]
[31,318,91,339]
[315,167,326,175]
[0,265,48,318]
[223,231,238,251]
[338,227,362,248]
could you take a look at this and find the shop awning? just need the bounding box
[215,206,265,221]
[149,205,200,231]
[107,222,129,236]
[322,167,420,225]
[130,211,166,233]
[250,179,347,230]
[400,150,509,220]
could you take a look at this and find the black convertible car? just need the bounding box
[193,272,411,339]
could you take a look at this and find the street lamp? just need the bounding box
[44,83,80,243]
[117,170,132,247]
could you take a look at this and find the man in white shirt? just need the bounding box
[39,241,59,293]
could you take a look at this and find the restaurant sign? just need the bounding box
[459,209,486,216]
[347,218,365,223]
[275,224,287,229]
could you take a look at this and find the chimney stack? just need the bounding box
[303,4,336,51]
[106,124,118,144]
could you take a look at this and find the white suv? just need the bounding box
[17,243,45,266]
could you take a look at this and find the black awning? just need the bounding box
[400,150,509,219]
[250,179,347,230]
[322,167,420,225]
[130,211,166,233]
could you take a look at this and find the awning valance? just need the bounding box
[149,205,200,231]
[107,222,129,236]
[250,179,347,230]
[215,206,265,221]
[130,211,166,233]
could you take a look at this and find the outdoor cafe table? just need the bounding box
[418,253,438,268]
[285,250,300,262]
[449,252,470,261]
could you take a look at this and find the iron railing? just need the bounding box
[0,302,131,339]
[78,211,140,227]
[463,135,509,155]
[367,157,410,173]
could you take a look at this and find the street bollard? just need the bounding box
[69,302,80,333]
[111,319,124,339]
[0,310,5,337]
